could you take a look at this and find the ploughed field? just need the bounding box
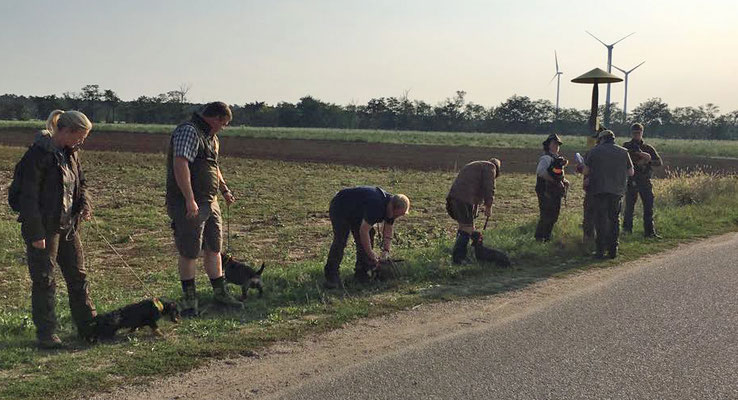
[1,128,737,176]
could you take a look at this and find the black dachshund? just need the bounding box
[222,253,266,300]
[470,231,512,268]
[92,297,179,340]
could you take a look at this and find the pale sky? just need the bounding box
[1,0,737,113]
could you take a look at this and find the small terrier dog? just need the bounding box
[470,231,512,268]
[92,297,180,340]
[221,253,266,300]
[546,155,569,197]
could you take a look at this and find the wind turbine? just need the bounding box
[549,50,563,120]
[586,30,635,127]
[612,61,645,123]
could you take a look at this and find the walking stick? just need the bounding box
[483,215,490,231]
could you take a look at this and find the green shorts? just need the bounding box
[446,197,476,226]
[168,201,222,259]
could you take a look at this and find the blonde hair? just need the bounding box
[391,194,410,214]
[46,110,92,135]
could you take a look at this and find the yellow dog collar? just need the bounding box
[153,298,164,312]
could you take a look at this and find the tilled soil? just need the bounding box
[2,128,736,176]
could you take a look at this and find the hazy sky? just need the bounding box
[2,0,737,112]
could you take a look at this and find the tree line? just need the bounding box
[1,85,737,140]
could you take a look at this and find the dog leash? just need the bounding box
[90,216,156,299]
[225,202,231,254]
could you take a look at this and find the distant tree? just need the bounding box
[62,91,82,110]
[174,83,191,103]
[275,102,300,126]
[80,84,102,120]
[630,98,672,132]
[699,103,720,126]
[494,95,539,132]
[0,94,34,120]
[30,95,63,119]
[102,89,121,122]
[433,91,466,131]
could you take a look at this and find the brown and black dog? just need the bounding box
[221,253,266,300]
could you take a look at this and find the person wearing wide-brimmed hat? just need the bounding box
[534,134,569,242]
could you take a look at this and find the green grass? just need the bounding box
[2,120,737,158]
[1,145,737,399]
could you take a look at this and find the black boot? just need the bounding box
[452,230,471,265]
[608,245,618,259]
[324,266,342,289]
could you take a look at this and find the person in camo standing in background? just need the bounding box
[583,130,634,259]
[446,158,501,264]
[622,123,663,238]
[166,102,243,317]
[13,110,97,348]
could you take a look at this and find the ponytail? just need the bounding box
[45,110,92,135]
[45,110,65,134]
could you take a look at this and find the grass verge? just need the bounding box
[0,145,736,399]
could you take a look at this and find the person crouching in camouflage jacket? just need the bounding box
[446,158,501,264]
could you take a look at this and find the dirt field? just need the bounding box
[1,128,736,176]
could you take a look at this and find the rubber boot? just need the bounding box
[452,230,471,265]
[212,277,245,309]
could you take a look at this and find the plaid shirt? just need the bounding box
[171,124,199,162]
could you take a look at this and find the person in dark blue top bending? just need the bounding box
[323,186,410,289]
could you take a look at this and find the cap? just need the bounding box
[597,130,615,140]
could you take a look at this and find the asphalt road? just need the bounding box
[282,237,738,400]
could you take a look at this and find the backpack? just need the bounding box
[7,149,51,213]
[7,157,25,213]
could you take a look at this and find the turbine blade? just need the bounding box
[586,30,608,47]
[549,73,558,84]
[612,32,636,46]
[555,50,559,72]
[629,60,646,73]
[611,64,627,74]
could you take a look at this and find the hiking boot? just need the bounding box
[608,246,618,259]
[324,273,342,290]
[180,285,199,318]
[212,280,244,310]
[452,230,471,265]
[37,333,63,349]
[645,232,662,239]
[354,268,371,284]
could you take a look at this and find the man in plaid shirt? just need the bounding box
[165,102,243,316]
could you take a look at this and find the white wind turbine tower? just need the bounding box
[586,30,635,127]
[612,61,645,123]
[549,50,563,120]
